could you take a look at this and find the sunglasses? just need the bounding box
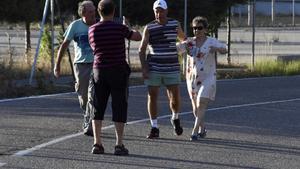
[192,26,204,31]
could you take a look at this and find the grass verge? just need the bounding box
[1,60,300,99]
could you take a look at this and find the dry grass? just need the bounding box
[0,55,74,99]
[1,56,300,99]
[217,59,300,79]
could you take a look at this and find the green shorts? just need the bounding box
[145,72,181,86]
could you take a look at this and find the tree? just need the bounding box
[0,0,248,61]
[122,0,247,35]
[0,0,43,64]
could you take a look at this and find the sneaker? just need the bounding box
[83,129,93,137]
[83,124,93,137]
[91,144,104,154]
[83,117,93,137]
[114,145,129,156]
[147,127,159,139]
[198,128,207,138]
[190,135,198,141]
[171,119,183,136]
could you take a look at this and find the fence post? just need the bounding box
[6,33,13,69]
[251,0,256,69]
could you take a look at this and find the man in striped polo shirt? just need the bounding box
[139,0,186,139]
[88,0,141,155]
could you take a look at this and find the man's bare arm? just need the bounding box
[130,29,142,41]
[54,40,70,78]
[138,26,150,79]
[177,23,186,42]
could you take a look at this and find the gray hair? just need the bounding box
[78,0,94,17]
[192,16,208,28]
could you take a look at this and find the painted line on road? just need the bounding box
[13,125,114,157]
[0,92,76,103]
[2,75,300,103]
[217,75,300,82]
[0,85,145,104]
[0,162,6,167]
[13,97,300,157]
[207,98,300,111]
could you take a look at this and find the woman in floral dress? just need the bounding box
[177,16,227,141]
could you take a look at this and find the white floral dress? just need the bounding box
[177,37,226,102]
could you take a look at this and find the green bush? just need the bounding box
[39,25,52,62]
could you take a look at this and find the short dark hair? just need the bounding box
[98,0,115,16]
[191,16,208,29]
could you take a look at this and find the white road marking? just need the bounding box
[0,92,75,103]
[217,75,300,82]
[0,85,145,103]
[0,162,6,167]
[13,97,300,157]
[13,124,115,157]
[206,98,300,111]
[2,75,299,103]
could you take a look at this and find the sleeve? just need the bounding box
[63,22,75,41]
[213,38,226,49]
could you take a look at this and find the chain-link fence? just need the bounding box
[1,0,300,70]
[217,0,300,65]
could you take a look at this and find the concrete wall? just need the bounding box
[232,1,300,15]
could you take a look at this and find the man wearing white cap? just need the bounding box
[139,0,186,139]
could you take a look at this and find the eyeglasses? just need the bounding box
[192,26,204,31]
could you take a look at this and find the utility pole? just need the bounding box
[292,0,295,26]
[50,0,55,83]
[119,0,122,17]
[54,0,75,81]
[271,0,275,25]
[184,0,187,34]
[238,5,242,26]
[252,0,256,69]
[29,0,50,85]
[227,6,231,65]
[248,2,252,26]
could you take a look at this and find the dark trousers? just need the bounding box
[92,64,131,123]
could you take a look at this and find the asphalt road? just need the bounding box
[0,76,300,169]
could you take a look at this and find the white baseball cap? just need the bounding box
[153,0,168,10]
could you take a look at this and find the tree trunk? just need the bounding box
[25,21,31,66]
[55,0,75,81]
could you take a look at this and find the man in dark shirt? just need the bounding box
[88,0,141,155]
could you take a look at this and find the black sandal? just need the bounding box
[91,144,104,154]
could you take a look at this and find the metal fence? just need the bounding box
[1,0,300,69]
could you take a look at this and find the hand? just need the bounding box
[209,46,219,53]
[123,16,131,28]
[54,64,60,78]
[142,66,149,79]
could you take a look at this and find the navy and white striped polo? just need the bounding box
[147,18,180,74]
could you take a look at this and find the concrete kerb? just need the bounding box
[277,55,300,62]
